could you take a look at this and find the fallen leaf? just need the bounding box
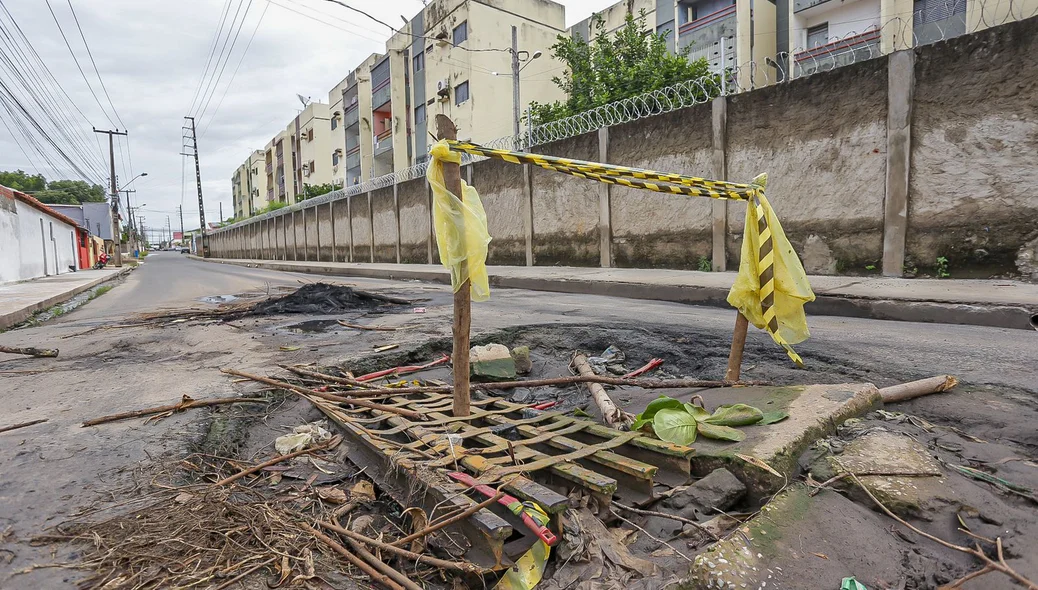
[651,546,676,557]
[811,552,829,560]
[279,345,300,352]
[174,492,194,504]
[316,487,348,505]
[350,480,376,503]
[734,453,783,479]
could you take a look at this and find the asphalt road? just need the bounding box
[1,251,1035,587]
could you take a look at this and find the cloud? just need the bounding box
[0,0,613,232]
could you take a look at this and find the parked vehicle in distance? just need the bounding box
[180,247,190,253]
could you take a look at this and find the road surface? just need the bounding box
[1,252,1035,587]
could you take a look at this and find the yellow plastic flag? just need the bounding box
[427,140,492,301]
[726,174,815,366]
[494,503,552,590]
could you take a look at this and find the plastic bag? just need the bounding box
[427,140,492,302]
[726,174,815,366]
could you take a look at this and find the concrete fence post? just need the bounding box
[292,210,299,261]
[711,96,728,272]
[302,208,309,261]
[393,183,401,264]
[882,50,915,277]
[523,164,534,266]
[347,195,354,263]
[330,202,337,263]
[427,182,435,265]
[598,126,612,268]
[367,191,374,264]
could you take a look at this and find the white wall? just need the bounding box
[0,193,80,284]
[794,0,881,49]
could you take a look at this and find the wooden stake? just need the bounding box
[572,353,635,428]
[879,375,959,404]
[435,114,471,418]
[0,345,58,358]
[725,312,749,382]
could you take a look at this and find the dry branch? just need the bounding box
[212,435,341,487]
[879,375,959,404]
[573,353,634,429]
[390,491,505,548]
[301,523,405,590]
[0,345,58,357]
[0,418,48,434]
[82,396,267,427]
[337,320,401,332]
[318,520,485,574]
[612,501,720,541]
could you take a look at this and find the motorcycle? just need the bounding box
[93,252,109,270]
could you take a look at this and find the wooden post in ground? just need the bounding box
[725,312,749,382]
[435,114,471,417]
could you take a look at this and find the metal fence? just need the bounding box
[215,0,1036,233]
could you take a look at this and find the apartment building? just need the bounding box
[231,150,268,219]
[293,102,333,195]
[568,0,775,87]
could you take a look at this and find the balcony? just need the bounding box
[373,129,393,157]
[265,162,273,174]
[678,4,737,53]
[914,0,965,44]
[794,29,881,76]
[345,151,361,170]
[344,103,359,128]
[372,79,391,110]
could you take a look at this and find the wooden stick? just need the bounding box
[221,368,422,420]
[82,397,267,427]
[0,345,58,358]
[301,523,404,590]
[436,114,471,418]
[279,365,376,389]
[212,557,277,590]
[725,312,749,382]
[572,353,634,429]
[285,374,752,397]
[337,320,400,332]
[879,375,959,404]
[212,435,340,487]
[390,491,505,548]
[344,534,423,590]
[0,418,48,434]
[318,520,484,574]
[612,501,720,541]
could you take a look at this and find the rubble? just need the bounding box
[470,343,517,379]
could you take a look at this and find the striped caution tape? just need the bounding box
[447,140,756,201]
[749,188,803,365]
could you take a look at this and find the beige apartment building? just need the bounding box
[231,150,268,219]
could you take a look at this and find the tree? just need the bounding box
[46,180,106,203]
[301,183,337,200]
[527,11,718,126]
[0,170,46,192]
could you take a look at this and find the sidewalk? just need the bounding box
[195,257,1038,330]
[0,267,131,331]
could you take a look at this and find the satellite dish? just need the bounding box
[297,94,311,106]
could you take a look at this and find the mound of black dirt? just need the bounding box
[248,283,408,316]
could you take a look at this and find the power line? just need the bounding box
[65,0,125,128]
[0,79,95,181]
[196,0,255,123]
[42,0,115,128]
[200,1,269,138]
[189,0,233,115]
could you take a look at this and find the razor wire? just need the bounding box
[213,0,1035,235]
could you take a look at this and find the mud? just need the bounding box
[248,282,406,315]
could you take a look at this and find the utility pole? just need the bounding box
[178,205,185,242]
[94,127,128,267]
[166,216,171,246]
[120,189,137,254]
[511,25,520,142]
[219,201,223,224]
[182,116,208,256]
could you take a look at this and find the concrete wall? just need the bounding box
[208,18,1038,280]
[1,188,79,284]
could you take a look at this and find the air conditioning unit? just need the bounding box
[436,79,450,97]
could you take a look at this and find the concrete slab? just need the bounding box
[0,268,128,330]
[811,430,955,519]
[689,383,882,499]
[191,257,1038,329]
[680,484,972,590]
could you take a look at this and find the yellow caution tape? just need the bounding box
[428,140,492,301]
[435,141,813,365]
[726,175,815,365]
[493,503,551,590]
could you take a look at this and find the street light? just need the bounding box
[118,171,147,193]
[498,26,541,142]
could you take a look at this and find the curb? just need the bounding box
[190,257,1035,330]
[0,267,134,331]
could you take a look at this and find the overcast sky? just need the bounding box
[0,0,610,234]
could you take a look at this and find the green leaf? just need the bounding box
[704,404,764,427]
[636,396,683,422]
[652,408,700,445]
[696,422,746,442]
[683,403,711,421]
[758,411,789,425]
[630,418,655,434]
[572,408,592,418]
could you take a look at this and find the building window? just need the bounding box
[309,160,315,173]
[331,118,338,130]
[414,104,426,124]
[413,51,424,72]
[454,81,469,105]
[453,21,468,46]
[807,23,829,49]
[332,152,339,166]
[307,128,314,141]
